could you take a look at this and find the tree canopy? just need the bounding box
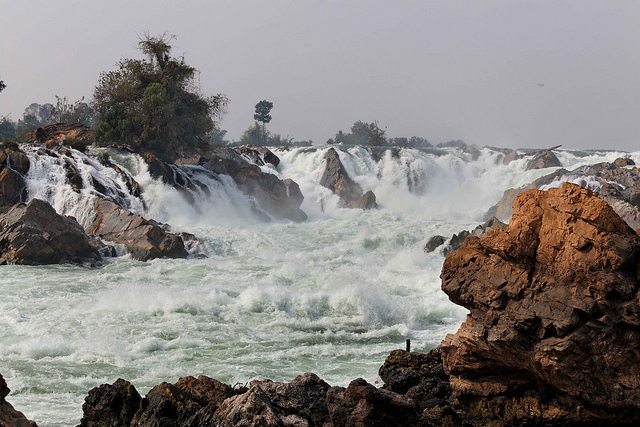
[93,34,227,161]
[0,80,6,93]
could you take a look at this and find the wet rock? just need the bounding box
[424,235,446,253]
[0,147,30,207]
[347,190,377,209]
[214,373,331,427]
[64,160,83,192]
[614,157,635,166]
[283,178,304,208]
[79,378,141,427]
[439,183,640,425]
[236,144,280,168]
[184,147,307,222]
[502,149,520,165]
[0,199,102,265]
[0,373,37,427]
[320,148,378,209]
[525,145,562,170]
[437,140,482,161]
[0,148,30,175]
[86,198,187,261]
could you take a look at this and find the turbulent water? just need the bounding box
[1,144,638,426]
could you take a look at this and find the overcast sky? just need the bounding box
[1,1,639,150]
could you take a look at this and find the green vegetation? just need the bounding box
[93,34,228,161]
[236,123,311,147]
[0,80,6,93]
[327,120,432,147]
[253,100,273,145]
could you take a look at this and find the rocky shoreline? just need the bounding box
[3,182,640,426]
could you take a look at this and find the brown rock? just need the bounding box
[502,149,520,165]
[283,178,304,208]
[79,378,141,427]
[525,146,562,170]
[86,198,187,261]
[0,199,102,265]
[31,123,93,151]
[440,183,640,425]
[0,373,38,427]
[347,190,377,209]
[614,157,635,166]
[236,145,280,168]
[320,148,363,205]
[0,168,27,207]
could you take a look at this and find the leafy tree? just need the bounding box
[53,96,96,126]
[93,34,228,161]
[0,117,16,139]
[0,80,6,93]
[17,102,56,132]
[253,100,273,145]
[328,120,387,145]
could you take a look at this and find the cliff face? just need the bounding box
[439,182,640,424]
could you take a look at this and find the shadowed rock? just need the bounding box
[0,199,102,265]
[525,145,562,170]
[0,147,30,207]
[320,148,377,209]
[236,145,280,168]
[1,373,37,427]
[79,378,141,427]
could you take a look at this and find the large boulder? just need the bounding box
[487,161,640,228]
[320,148,377,209]
[0,199,102,265]
[0,374,37,427]
[79,378,141,427]
[525,145,562,170]
[86,198,187,261]
[180,147,307,222]
[31,123,93,151]
[439,183,640,425]
[0,147,30,207]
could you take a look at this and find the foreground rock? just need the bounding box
[320,148,377,209]
[424,217,506,255]
[178,147,307,222]
[0,199,102,265]
[0,374,37,427]
[86,198,187,261]
[0,146,30,207]
[525,145,562,170]
[438,183,640,425]
[488,160,640,227]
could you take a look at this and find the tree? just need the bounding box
[253,100,273,145]
[0,80,6,93]
[329,120,387,146]
[53,96,96,126]
[93,34,228,161]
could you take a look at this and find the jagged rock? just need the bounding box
[214,373,331,427]
[79,378,141,427]
[283,178,304,207]
[86,198,187,261]
[320,148,378,209]
[0,147,30,175]
[326,378,419,427]
[614,157,635,166]
[424,235,446,253]
[437,140,482,161]
[236,145,280,168]
[439,183,640,425]
[487,161,640,227]
[32,123,93,151]
[182,147,307,222]
[320,148,363,204]
[0,199,102,265]
[525,146,562,170]
[63,160,83,192]
[347,190,377,209]
[0,374,37,427]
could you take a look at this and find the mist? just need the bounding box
[1,0,639,150]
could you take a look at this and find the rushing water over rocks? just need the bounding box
[1,144,638,425]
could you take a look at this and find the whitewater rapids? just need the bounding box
[1,144,638,425]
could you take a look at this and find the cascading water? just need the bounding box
[2,143,638,425]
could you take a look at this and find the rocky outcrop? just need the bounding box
[502,149,520,165]
[525,145,562,170]
[86,198,187,261]
[236,145,280,168]
[31,123,93,151]
[320,148,377,209]
[1,374,37,427]
[437,183,640,425]
[79,378,141,427]
[424,217,506,255]
[614,157,635,167]
[0,199,102,265]
[0,147,30,207]
[437,140,482,161]
[179,147,307,222]
[487,160,640,228]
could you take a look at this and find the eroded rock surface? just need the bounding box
[320,148,377,209]
[439,183,640,425]
[86,198,187,261]
[0,199,102,265]
[525,146,562,170]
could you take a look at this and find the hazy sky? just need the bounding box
[1,1,639,150]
